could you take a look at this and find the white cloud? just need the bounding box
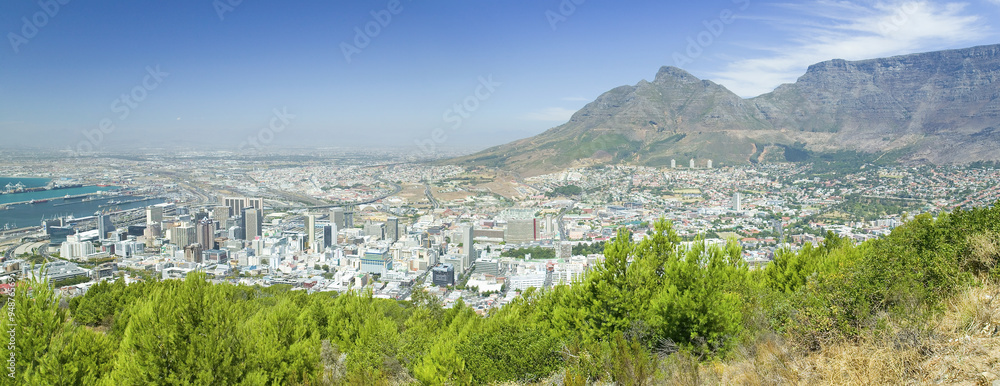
[711,1,987,97]
[522,107,577,122]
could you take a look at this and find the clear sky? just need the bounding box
[0,0,997,154]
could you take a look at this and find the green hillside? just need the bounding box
[5,202,1000,384]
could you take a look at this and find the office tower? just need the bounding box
[245,208,262,240]
[671,159,676,169]
[184,243,203,263]
[197,219,217,250]
[173,225,196,248]
[386,217,399,243]
[225,197,263,219]
[97,214,115,240]
[463,225,475,268]
[305,215,316,250]
[331,207,345,228]
[707,159,713,168]
[545,214,554,236]
[212,205,231,222]
[345,210,354,228]
[690,158,695,168]
[732,192,743,212]
[432,264,455,287]
[146,206,163,225]
[364,223,384,240]
[228,225,245,241]
[323,224,335,248]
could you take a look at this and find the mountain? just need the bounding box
[449,44,1000,175]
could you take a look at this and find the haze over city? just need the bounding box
[2,0,999,151]
[6,1,1000,384]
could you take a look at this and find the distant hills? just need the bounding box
[449,44,1000,175]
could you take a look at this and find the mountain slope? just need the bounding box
[451,44,1000,175]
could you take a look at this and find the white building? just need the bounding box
[60,241,96,260]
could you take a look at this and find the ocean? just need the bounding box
[0,181,165,228]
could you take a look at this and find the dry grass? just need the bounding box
[518,280,1000,386]
[693,280,1000,386]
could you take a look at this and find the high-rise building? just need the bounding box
[345,210,354,228]
[245,208,262,240]
[671,159,676,169]
[431,264,455,287]
[197,219,217,250]
[364,223,384,240]
[707,159,713,168]
[172,225,196,248]
[331,208,345,228]
[305,215,316,250]
[224,197,262,220]
[228,225,244,241]
[690,158,695,168]
[212,205,230,222]
[97,214,115,240]
[386,217,399,243]
[323,224,336,248]
[732,192,743,212]
[463,225,475,268]
[184,243,203,263]
[146,206,163,225]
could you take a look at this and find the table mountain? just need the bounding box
[450,44,1000,175]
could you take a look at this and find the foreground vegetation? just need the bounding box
[4,203,1000,384]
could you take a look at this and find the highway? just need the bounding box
[423,181,440,209]
[556,201,574,241]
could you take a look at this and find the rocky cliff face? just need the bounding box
[451,44,1000,175]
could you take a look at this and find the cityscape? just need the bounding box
[6,0,1000,384]
[2,149,998,315]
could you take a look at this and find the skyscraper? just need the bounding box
[323,224,336,248]
[245,208,262,240]
[463,225,475,268]
[212,205,230,222]
[732,192,743,212]
[707,159,713,168]
[146,206,163,225]
[386,217,399,243]
[97,214,115,240]
[305,214,316,250]
[173,225,196,248]
[197,219,217,250]
[331,207,345,228]
[690,158,695,168]
[671,159,676,168]
[225,197,263,219]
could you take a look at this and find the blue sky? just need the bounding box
[0,0,997,153]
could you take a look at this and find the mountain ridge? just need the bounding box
[449,44,1000,175]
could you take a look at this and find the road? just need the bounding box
[555,201,574,241]
[423,181,440,209]
[273,179,402,211]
